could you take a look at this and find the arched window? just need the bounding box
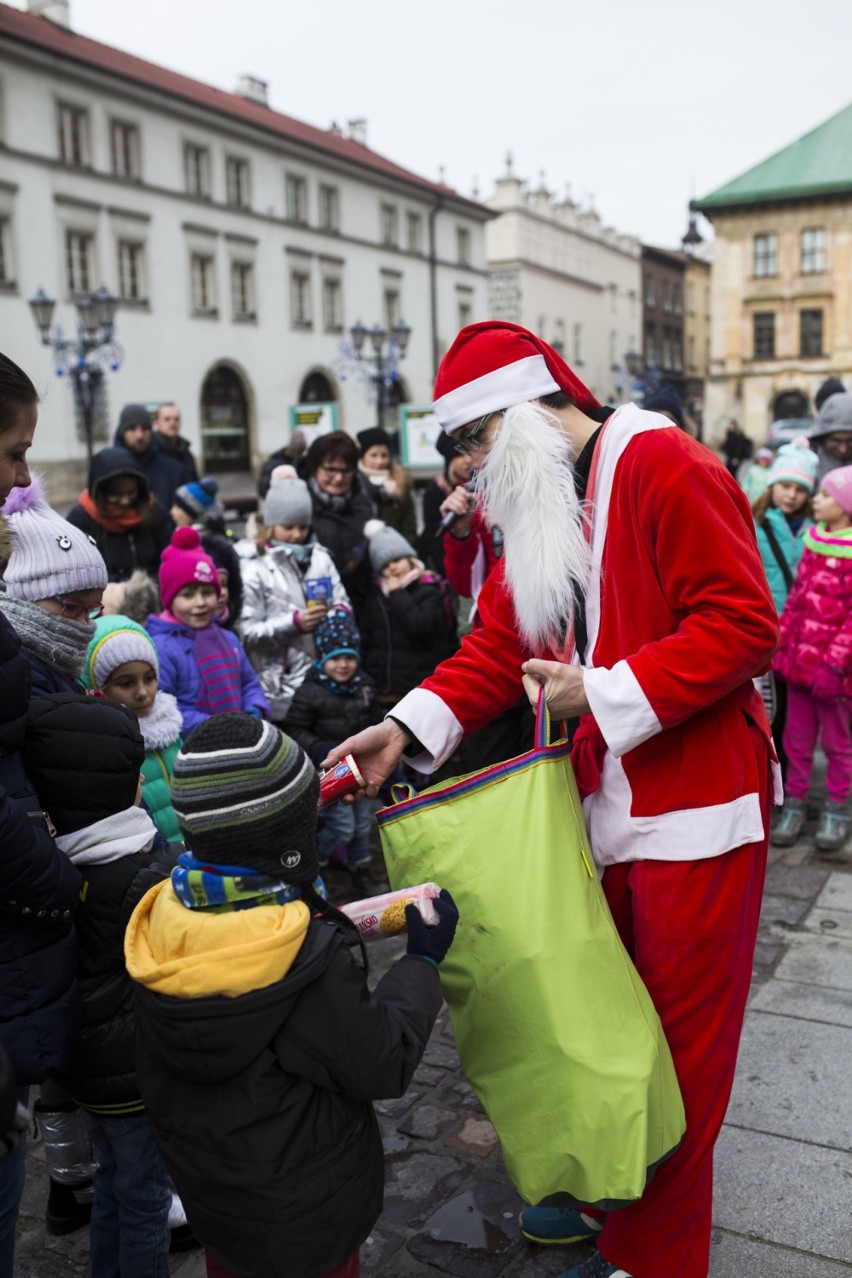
[298,371,336,403]
[772,390,809,421]
[200,365,251,472]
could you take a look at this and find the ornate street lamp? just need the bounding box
[28,286,122,463]
[335,318,412,430]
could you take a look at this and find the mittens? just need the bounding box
[405,888,459,966]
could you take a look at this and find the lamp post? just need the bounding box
[336,319,411,430]
[28,285,122,463]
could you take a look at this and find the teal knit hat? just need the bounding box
[81,614,159,690]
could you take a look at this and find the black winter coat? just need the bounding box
[60,836,178,1112]
[133,916,442,1278]
[309,478,376,611]
[0,612,81,1084]
[360,576,459,701]
[66,502,173,583]
[153,433,199,487]
[112,424,185,512]
[285,671,380,765]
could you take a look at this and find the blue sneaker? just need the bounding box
[519,1202,604,1245]
[557,1253,633,1278]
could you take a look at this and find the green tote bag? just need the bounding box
[377,692,685,1209]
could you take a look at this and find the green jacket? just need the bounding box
[142,734,183,843]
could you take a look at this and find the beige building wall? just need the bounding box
[704,199,852,447]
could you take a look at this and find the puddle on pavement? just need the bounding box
[424,1190,511,1253]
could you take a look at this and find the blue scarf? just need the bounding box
[171,852,325,912]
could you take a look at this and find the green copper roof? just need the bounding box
[695,101,852,211]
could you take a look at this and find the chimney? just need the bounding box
[347,118,368,146]
[234,75,269,107]
[27,0,70,26]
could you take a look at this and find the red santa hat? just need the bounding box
[432,321,602,434]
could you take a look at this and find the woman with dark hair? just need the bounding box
[305,432,376,609]
[0,352,82,1273]
[66,446,173,582]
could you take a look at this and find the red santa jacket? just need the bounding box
[392,404,780,866]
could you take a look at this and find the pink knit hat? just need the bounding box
[822,465,852,517]
[158,527,220,609]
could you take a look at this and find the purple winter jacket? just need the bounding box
[147,614,270,735]
[774,523,852,695]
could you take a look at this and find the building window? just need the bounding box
[800,309,823,357]
[65,230,94,294]
[318,185,339,232]
[645,275,655,307]
[109,120,140,179]
[290,270,312,327]
[191,253,216,313]
[753,312,775,359]
[673,282,683,314]
[458,299,472,329]
[225,157,250,209]
[285,174,308,224]
[117,240,145,302]
[57,103,89,165]
[662,280,672,312]
[801,227,826,274]
[380,204,398,247]
[753,233,777,278]
[383,288,400,330]
[456,226,471,266]
[231,261,255,319]
[184,144,211,198]
[406,212,422,253]
[322,277,342,331]
[0,218,13,286]
[573,322,583,364]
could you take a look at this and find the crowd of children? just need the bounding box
[3,333,852,1277]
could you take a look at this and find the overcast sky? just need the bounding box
[16,0,852,246]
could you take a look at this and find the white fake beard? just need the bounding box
[475,401,591,652]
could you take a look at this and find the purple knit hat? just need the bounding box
[822,465,852,517]
[3,474,108,602]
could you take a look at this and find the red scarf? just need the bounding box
[78,489,147,533]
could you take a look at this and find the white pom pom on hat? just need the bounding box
[364,519,417,573]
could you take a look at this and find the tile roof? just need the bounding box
[695,100,852,212]
[0,2,488,214]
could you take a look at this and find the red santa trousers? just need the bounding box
[205,1251,359,1278]
[597,721,771,1278]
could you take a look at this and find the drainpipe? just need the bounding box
[428,196,445,378]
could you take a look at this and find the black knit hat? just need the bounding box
[22,693,145,835]
[357,427,393,455]
[815,377,846,414]
[171,713,319,881]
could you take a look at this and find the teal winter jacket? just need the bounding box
[754,506,811,614]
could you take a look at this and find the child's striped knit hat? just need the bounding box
[170,713,319,880]
[81,614,159,691]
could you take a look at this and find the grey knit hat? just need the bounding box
[364,519,417,574]
[263,477,313,528]
[2,474,108,603]
[170,713,319,881]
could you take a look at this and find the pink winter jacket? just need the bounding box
[774,524,852,694]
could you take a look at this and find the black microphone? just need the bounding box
[436,479,477,537]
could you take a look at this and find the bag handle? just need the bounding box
[534,687,568,748]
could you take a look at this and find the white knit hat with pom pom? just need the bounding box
[3,473,108,602]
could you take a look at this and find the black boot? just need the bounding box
[46,1177,93,1236]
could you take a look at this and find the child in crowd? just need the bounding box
[238,471,350,722]
[742,445,776,504]
[148,527,269,735]
[125,713,458,1278]
[773,464,852,852]
[22,694,184,1276]
[752,437,817,779]
[82,615,184,843]
[356,427,417,543]
[0,474,108,696]
[170,478,243,628]
[66,446,173,583]
[360,520,458,705]
[286,607,380,884]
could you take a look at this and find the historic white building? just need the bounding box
[486,157,641,404]
[0,0,490,499]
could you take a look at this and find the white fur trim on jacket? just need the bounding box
[391,687,464,772]
[583,659,662,757]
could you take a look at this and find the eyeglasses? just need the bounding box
[453,410,503,456]
[52,595,104,621]
[319,464,354,476]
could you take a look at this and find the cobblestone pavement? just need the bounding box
[14,802,851,1277]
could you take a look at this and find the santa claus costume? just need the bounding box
[389,323,780,1278]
